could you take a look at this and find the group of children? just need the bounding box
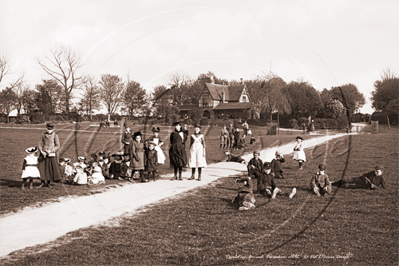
[219,122,256,150]
[231,135,387,211]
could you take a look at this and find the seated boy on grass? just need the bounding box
[250,162,296,199]
[310,164,331,196]
[247,150,263,176]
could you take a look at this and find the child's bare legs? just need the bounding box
[29,179,33,189]
[298,160,304,169]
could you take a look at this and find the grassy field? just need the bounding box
[0,123,397,265]
[0,122,305,215]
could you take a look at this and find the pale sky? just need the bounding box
[1,0,398,114]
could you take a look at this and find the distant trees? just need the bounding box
[330,84,365,115]
[124,80,146,119]
[99,74,125,116]
[371,68,398,112]
[283,81,323,120]
[38,46,83,114]
[79,75,101,120]
[0,53,9,84]
[0,87,17,123]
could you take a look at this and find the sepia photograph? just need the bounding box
[0,0,398,265]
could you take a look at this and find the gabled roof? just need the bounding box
[213,102,252,110]
[204,83,246,102]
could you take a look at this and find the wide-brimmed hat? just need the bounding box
[318,164,326,171]
[64,158,71,163]
[46,122,54,129]
[133,131,142,138]
[152,127,160,133]
[25,147,37,153]
[296,136,303,140]
[98,151,105,156]
[78,156,85,161]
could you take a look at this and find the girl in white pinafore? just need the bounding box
[148,127,166,165]
[189,125,207,181]
[21,147,41,189]
[293,136,306,169]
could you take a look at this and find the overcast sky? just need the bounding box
[1,0,398,114]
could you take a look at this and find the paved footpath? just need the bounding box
[0,133,351,258]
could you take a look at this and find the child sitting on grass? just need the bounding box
[88,161,105,185]
[72,165,88,185]
[232,176,256,211]
[109,152,125,180]
[247,150,263,176]
[271,151,285,179]
[310,164,331,196]
[21,147,41,189]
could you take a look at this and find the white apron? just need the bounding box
[188,134,207,168]
[152,138,166,164]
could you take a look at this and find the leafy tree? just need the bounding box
[34,79,64,114]
[99,74,125,116]
[124,80,146,118]
[0,87,17,123]
[22,89,37,116]
[325,99,346,119]
[152,85,180,124]
[283,81,323,120]
[79,75,101,120]
[371,68,399,111]
[38,46,83,114]
[330,83,365,115]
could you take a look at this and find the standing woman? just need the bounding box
[131,131,146,182]
[37,123,62,188]
[121,126,133,156]
[189,125,207,181]
[169,121,187,180]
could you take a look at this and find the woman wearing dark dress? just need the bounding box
[37,123,62,188]
[121,127,133,155]
[169,121,187,180]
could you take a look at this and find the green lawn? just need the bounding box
[1,129,397,265]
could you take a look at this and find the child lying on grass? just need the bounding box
[335,165,386,190]
[223,150,246,164]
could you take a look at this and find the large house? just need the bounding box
[179,80,252,120]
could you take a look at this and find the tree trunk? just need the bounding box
[65,93,70,114]
[89,101,92,121]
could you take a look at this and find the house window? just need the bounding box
[241,95,248,102]
[200,92,211,107]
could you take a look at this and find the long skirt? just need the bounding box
[169,144,187,168]
[38,154,62,182]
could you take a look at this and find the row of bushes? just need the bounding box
[289,117,349,130]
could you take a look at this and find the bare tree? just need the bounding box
[99,74,125,116]
[38,46,83,114]
[13,81,30,116]
[0,53,10,84]
[79,75,101,120]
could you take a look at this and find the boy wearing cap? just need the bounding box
[271,151,285,179]
[144,141,158,182]
[310,164,332,196]
[247,151,263,177]
[232,176,256,211]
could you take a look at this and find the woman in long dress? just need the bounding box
[121,127,133,155]
[293,136,306,169]
[189,125,207,181]
[169,121,187,180]
[147,127,166,164]
[38,123,62,188]
[131,131,146,182]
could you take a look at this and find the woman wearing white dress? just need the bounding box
[293,136,306,169]
[189,125,207,181]
[147,127,166,165]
